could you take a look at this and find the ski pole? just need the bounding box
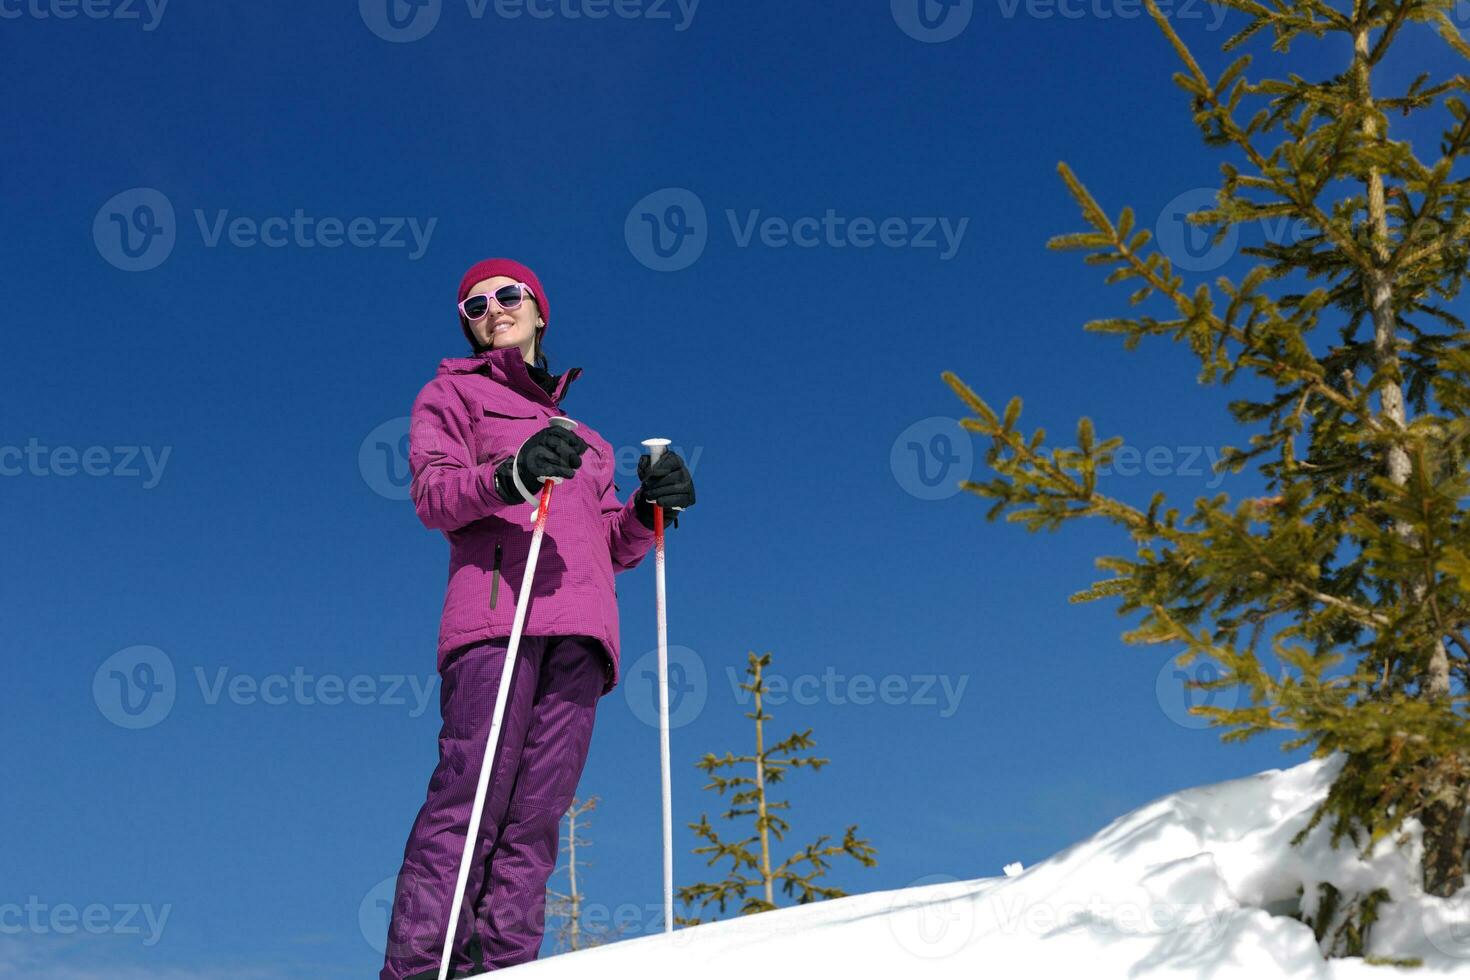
[640,437,677,934]
[438,417,578,980]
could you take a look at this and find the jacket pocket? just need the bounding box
[489,541,503,609]
[476,404,542,466]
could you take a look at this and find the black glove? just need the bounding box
[493,424,589,505]
[633,450,695,530]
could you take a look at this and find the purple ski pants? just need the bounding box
[380,634,608,980]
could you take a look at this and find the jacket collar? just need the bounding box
[438,345,583,408]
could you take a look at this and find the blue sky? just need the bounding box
[0,2,1451,977]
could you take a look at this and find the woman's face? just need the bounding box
[462,275,543,363]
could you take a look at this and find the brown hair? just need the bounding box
[533,326,552,372]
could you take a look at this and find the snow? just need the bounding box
[489,754,1470,978]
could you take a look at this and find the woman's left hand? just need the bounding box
[634,450,695,529]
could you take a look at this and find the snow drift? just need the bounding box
[492,753,1470,978]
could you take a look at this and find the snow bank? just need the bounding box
[492,754,1470,978]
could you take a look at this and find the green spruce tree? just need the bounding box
[676,652,878,925]
[944,0,1470,957]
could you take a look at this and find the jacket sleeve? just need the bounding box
[408,378,523,532]
[601,472,656,572]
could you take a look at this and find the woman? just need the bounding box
[380,257,696,980]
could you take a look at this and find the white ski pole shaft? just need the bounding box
[641,437,674,934]
[438,418,577,980]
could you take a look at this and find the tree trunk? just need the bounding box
[753,666,775,909]
[567,806,582,950]
[1355,18,1465,897]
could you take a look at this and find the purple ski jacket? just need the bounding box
[408,345,656,695]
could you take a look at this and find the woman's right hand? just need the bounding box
[516,424,590,485]
[491,423,591,505]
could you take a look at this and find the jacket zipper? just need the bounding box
[489,542,503,609]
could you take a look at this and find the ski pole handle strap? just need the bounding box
[510,431,539,505]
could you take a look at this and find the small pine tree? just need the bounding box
[943,0,1470,956]
[543,796,622,952]
[675,651,877,926]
